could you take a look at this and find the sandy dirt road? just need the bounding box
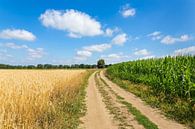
[82,72,118,129]
[81,71,187,129]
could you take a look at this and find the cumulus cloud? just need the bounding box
[75,50,92,60]
[75,43,111,60]
[179,34,191,42]
[4,42,28,49]
[173,46,195,55]
[3,42,45,59]
[105,28,114,37]
[134,49,151,56]
[104,27,119,37]
[74,32,129,61]
[147,31,162,40]
[39,9,103,38]
[112,33,128,46]
[83,43,111,52]
[133,48,155,60]
[74,32,128,61]
[161,34,191,44]
[147,32,192,44]
[161,35,177,44]
[121,4,136,18]
[27,48,45,59]
[101,53,129,64]
[0,29,36,41]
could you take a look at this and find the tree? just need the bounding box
[37,64,44,69]
[27,65,35,69]
[97,59,105,68]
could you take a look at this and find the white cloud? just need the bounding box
[75,50,92,60]
[161,34,191,44]
[105,27,119,37]
[134,49,151,56]
[4,42,28,49]
[101,53,129,64]
[3,42,45,59]
[112,33,128,46]
[147,31,161,37]
[147,31,162,40]
[173,46,195,55]
[152,35,162,40]
[74,32,128,61]
[105,28,114,37]
[75,43,111,60]
[121,4,136,18]
[133,48,155,60]
[83,43,111,52]
[148,32,192,43]
[122,9,136,17]
[0,29,36,41]
[68,32,82,38]
[161,35,177,44]
[27,48,45,59]
[40,9,103,38]
[179,34,191,42]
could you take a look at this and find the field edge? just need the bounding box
[105,70,194,128]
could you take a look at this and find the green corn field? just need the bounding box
[107,56,195,100]
[107,56,195,125]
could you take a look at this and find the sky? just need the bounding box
[0,0,195,65]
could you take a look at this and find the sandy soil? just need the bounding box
[82,72,118,129]
[100,71,187,129]
[96,73,144,129]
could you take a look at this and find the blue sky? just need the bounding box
[0,0,195,65]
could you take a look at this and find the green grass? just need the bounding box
[121,101,158,129]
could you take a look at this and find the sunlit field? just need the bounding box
[0,70,89,129]
[107,56,195,126]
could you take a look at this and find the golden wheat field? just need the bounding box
[0,70,88,129]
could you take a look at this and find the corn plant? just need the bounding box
[107,55,195,100]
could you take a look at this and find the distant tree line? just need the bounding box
[0,59,111,69]
[0,63,112,69]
